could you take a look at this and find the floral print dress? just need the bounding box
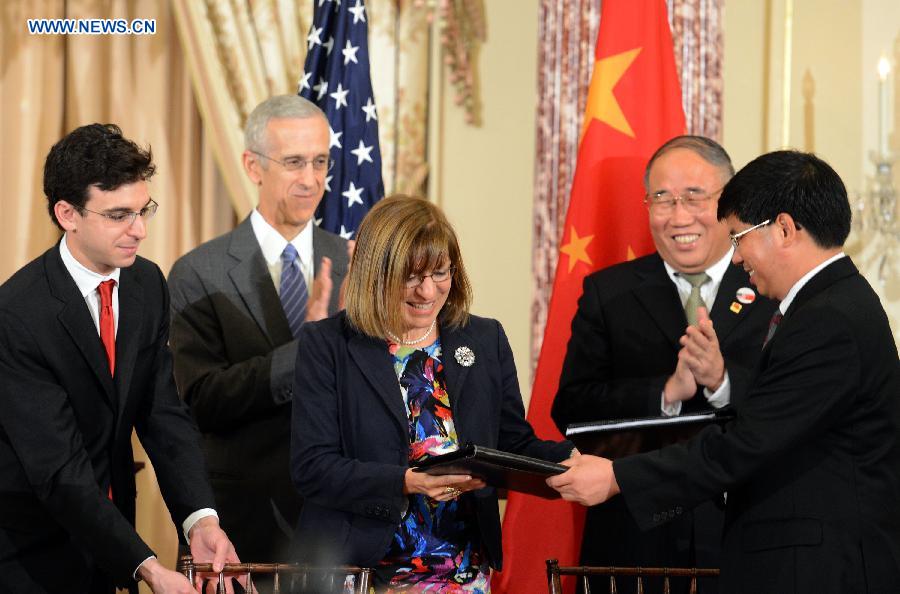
[376,339,491,593]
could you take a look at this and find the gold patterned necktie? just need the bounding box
[680,272,710,326]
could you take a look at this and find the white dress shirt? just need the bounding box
[250,209,315,290]
[60,234,121,335]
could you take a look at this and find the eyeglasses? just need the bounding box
[644,188,721,215]
[405,266,455,289]
[251,150,333,172]
[729,219,771,249]
[77,198,158,226]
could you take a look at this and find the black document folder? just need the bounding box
[566,408,735,458]
[412,444,567,500]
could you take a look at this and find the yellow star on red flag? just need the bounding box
[560,226,594,273]
[581,47,642,140]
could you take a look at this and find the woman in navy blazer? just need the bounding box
[291,195,573,590]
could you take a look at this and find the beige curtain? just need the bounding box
[368,2,431,196]
[172,0,431,209]
[171,0,315,217]
[0,0,232,278]
[0,0,66,282]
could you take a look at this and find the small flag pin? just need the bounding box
[736,287,756,304]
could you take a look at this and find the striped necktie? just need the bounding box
[280,244,308,338]
[763,312,783,348]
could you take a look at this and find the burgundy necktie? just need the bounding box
[97,280,116,375]
[763,312,783,348]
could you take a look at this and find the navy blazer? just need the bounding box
[616,257,900,593]
[290,312,573,569]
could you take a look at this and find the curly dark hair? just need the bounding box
[43,123,156,229]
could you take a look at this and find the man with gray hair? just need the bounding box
[551,136,777,593]
[168,95,350,565]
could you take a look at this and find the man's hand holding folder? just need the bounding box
[547,453,620,506]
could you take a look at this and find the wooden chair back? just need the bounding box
[177,553,373,593]
[546,558,719,594]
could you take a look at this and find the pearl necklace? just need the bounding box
[386,319,437,346]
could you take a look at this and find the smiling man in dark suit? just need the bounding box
[549,150,900,593]
[168,95,350,566]
[0,124,238,593]
[551,136,777,593]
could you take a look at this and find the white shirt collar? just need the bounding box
[663,247,734,285]
[59,233,121,297]
[778,252,846,314]
[249,209,313,268]
[661,247,735,309]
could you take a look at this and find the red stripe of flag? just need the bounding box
[493,2,685,592]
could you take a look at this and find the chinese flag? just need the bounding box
[492,1,685,592]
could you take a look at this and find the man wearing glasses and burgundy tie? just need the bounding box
[0,123,240,593]
[549,150,900,593]
[167,95,350,568]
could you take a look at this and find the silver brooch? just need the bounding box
[454,346,475,367]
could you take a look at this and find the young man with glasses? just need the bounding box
[551,136,777,593]
[549,150,900,594]
[167,95,350,568]
[0,123,240,593]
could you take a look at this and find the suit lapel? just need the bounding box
[114,266,144,411]
[781,257,857,325]
[347,332,407,437]
[439,325,472,426]
[632,255,686,348]
[46,248,116,406]
[710,263,756,340]
[762,258,856,354]
[227,217,293,346]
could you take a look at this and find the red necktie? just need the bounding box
[97,280,116,501]
[98,280,116,375]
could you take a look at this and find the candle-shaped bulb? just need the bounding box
[878,55,891,156]
[878,55,891,81]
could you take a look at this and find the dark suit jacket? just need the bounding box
[290,312,573,570]
[616,257,900,593]
[0,245,214,594]
[168,217,348,563]
[551,253,776,589]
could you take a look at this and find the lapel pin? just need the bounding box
[736,287,756,304]
[454,346,475,367]
[730,301,743,314]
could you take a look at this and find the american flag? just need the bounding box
[298,0,384,239]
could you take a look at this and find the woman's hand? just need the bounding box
[403,469,486,501]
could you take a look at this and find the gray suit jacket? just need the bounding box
[167,216,348,562]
